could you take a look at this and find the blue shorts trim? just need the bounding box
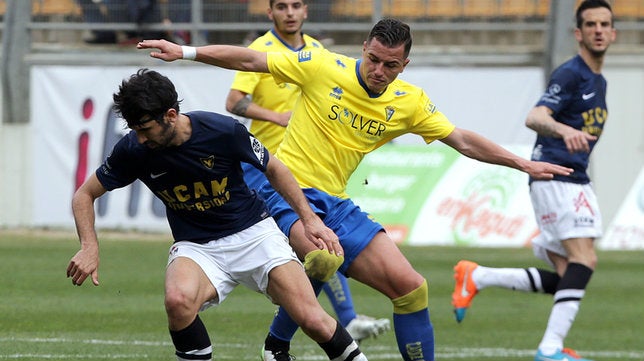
[258,182,383,274]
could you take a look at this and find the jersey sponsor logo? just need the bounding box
[249,136,265,164]
[328,104,387,138]
[330,86,343,100]
[335,58,346,68]
[297,51,312,62]
[581,106,607,136]
[156,177,231,211]
[200,155,215,169]
[394,90,407,96]
[582,92,596,100]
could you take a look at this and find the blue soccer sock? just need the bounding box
[322,272,358,327]
[268,277,325,341]
[391,280,434,361]
[393,309,435,361]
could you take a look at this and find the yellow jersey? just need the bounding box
[267,49,456,198]
[230,29,324,153]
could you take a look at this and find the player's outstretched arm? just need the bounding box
[67,173,106,287]
[441,127,572,180]
[137,39,269,73]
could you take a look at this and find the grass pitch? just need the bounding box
[0,229,642,360]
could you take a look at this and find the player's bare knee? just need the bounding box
[164,288,194,318]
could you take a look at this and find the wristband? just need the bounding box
[181,46,197,60]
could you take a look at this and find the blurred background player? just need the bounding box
[451,1,616,361]
[224,0,390,345]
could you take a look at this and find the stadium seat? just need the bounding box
[248,0,267,17]
[425,0,462,19]
[331,0,373,19]
[32,0,81,17]
[499,0,537,19]
[535,0,549,18]
[610,0,642,19]
[462,0,500,19]
[383,0,428,19]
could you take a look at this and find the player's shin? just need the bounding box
[169,315,213,361]
[392,280,434,361]
[318,320,368,361]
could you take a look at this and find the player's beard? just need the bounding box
[145,121,177,150]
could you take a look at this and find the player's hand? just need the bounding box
[137,39,183,62]
[525,161,573,180]
[301,216,343,257]
[274,111,292,127]
[66,246,100,286]
[561,128,597,154]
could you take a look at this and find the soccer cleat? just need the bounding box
[534,348,593,361]
[451,260,479,323]
[261,346,295,361]
[345,314,391,342]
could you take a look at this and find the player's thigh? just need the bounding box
[347,231,424,299]
[288,220,320,259]
[166,256,217,308]
[266,260,322,319]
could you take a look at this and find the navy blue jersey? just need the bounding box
[96,111,271,243]
[530,55,607,184]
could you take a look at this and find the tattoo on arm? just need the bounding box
[231,96,252,117]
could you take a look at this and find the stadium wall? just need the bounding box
[0,62,642,249]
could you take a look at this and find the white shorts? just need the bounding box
[530,181,602,263]
[166,217,300,311]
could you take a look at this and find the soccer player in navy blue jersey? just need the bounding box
[66,69,369,361]
[452,1,616,360]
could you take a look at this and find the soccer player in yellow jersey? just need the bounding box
[225,0,390,347]
[139,18,572,361]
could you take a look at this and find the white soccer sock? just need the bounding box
[537,290,583,354]
[473,266,540,291]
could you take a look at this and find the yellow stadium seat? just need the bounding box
[384,0,428,19]
[610,0,642,19]
[462,0,499,18]
[332,0,373,18]
[426,0,462,19]
[499,0,536,18]
[248,0,268,16]
[32,0,81,17]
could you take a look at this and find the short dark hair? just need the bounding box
[576,0,613,29]
[112,68,181,127]
[367,18,413,58]
[270,0,305,8]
